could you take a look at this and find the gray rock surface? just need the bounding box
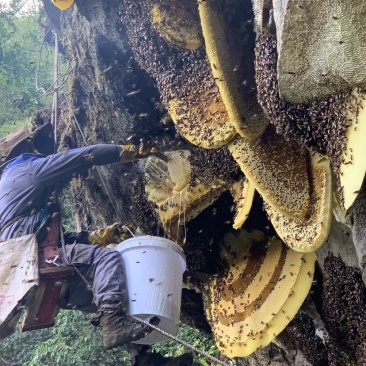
[351,182,366,284]
[273,0,366,103]
[317,216,359,271]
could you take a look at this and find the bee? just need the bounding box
[125,89,141,97]
[137,113,149,119]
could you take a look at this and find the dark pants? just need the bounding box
[59,243,128,313]
[59,243,153,366]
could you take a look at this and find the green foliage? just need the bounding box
[0,309,219,365]
[0,1,56,125]
[0,311,130,366]
[60,188,77,232]
[23,311,130,366]
[0,319,53,365]
[0,118,29,138]
[154,324,220,365]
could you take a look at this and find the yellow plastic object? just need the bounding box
[203,230,316,358]
[51,0,74,11]
[265,153,332,253]
[339,89,366,211]
[230,178,256,229]
[198,0,268,140]
[145,151,226,242]
[228,134,310,219]
[150,1,202,50]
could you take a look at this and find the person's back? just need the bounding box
[0,144,122,240]
[0,154,53,240]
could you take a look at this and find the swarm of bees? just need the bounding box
[118,0,366,359]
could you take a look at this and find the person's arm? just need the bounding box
[30,144,122,187]
[29,143,160,188]
[63,230,90,244]
[63,223,135,246]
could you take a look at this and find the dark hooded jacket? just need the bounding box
[0,144,122,241]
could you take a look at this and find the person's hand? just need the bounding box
[88,223,135,247]
[120,143,160,163]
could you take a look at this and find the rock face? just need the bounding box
[43,0,366,364]
[273,0,366,103]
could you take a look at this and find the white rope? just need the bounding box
[51,31,59,148]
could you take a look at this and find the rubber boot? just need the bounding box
[134,349,194,366]
[100,312,159,350]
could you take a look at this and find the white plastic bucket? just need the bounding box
[115,236,186,344]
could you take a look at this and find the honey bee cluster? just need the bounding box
[255,32,366,177]
[114,0,366,361]
[120,0,236,149]
[322,256,366,364]
[286,312,329,365]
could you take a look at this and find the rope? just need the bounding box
[51,31,59,149]
[59,219,92,290]
[129,315,233,366]
[50,51,93,290]
[49,31,92,287]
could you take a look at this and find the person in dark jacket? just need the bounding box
[0,123,193,366]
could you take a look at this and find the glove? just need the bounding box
[120,144,160,163]
[88,223,135,247]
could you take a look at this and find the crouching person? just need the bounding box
[0,123,193,366]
